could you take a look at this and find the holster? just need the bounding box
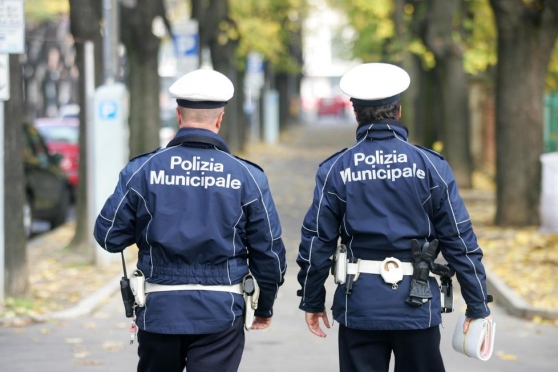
[129,269,146,307]
[331,244,347,284]
[243,273,260,331]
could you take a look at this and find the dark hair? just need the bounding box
[353,99,400,125]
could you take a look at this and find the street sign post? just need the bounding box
[0,0,24,303]
[0,55,9,100]
[90,82,129,267]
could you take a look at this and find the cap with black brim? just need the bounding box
[169,69,234,109]
[340,63,410,108]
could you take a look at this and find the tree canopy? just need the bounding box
[230,0,307,74]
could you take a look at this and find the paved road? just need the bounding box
[1,118,557,371]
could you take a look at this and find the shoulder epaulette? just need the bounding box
[415,145,445,160]
[129,148,160,162]
[319,148,348,167]
[235,155,264,172]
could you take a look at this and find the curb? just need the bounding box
[486,272,558,321]
[35,273,122,322]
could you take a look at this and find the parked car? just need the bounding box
[23,121,72,237]
[34,117,79,199]
[316,96,350,117]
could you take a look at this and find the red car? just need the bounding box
[34,117,79,199]
[317,96,350,117]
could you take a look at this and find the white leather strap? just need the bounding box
[145,282,244,295]
[347,259,414,275]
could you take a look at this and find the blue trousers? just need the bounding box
[338,325,445,372]
[137,317,245,372]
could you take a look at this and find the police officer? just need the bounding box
[296,63,492,372]
[94,69,287,372]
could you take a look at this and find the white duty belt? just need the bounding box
[129,268,244,309]
[347,258,415,276]
[341,257,434,289]
[452,313,496,361]
[145,282,244,295]
[129,269,259,331]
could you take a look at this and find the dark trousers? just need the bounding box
[338,325,445,372]
[137,318,245,372]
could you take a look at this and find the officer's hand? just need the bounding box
[305,311,330,338]
[463,315,493,333]
[251,316,272,330]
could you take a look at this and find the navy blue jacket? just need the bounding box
[297,120,490,331]
[94,128,287,334]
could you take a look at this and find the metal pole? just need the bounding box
[0,100,4,302]
[84,42,98,263]
[103,0,120,83]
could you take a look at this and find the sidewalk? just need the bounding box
[2,118,558,372]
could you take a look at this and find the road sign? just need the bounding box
[0,0,25,54]
[98,100,118,120]
[245,51,264,99]
[172,20,199,74]
[0,54,9,101]
[173,33,198,57]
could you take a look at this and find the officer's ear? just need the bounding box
[176,107,183,125]
[215,110,225,131]
[397,106,402,119]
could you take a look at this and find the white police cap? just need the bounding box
[340,63,410,107]
[169,69,234,109]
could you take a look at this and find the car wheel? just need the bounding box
[50,187,70,228]
[24,197,33,238]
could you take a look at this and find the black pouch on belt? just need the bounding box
[405,239,436,307]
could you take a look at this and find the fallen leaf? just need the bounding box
[498,353,519,361]
[65,337,83,344]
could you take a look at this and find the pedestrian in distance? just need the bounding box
[94,68,287,372]
[296,62,493,372]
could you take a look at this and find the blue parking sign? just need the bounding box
[173,34,199,57]
[99,100,118,120]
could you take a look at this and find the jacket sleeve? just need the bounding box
[93,167,138,253]
[244,170,287,318]
[431,160,491,319]
[296,165,342,313]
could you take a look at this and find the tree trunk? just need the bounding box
[68,0,103,257]
[414,63,443,148]
[192,0,243,152]
[490,0,558,226]
[408,1,443,147]
[275,72,289,130]
[121,0,163,158]
[394,0,418,137]
[4,55,28,298]
[422,0,473,188]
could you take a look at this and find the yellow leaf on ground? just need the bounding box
[102,341,124,352]
[498,353,519,361]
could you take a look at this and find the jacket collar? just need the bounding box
[356,119,409,142]
[167,127,230,153]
